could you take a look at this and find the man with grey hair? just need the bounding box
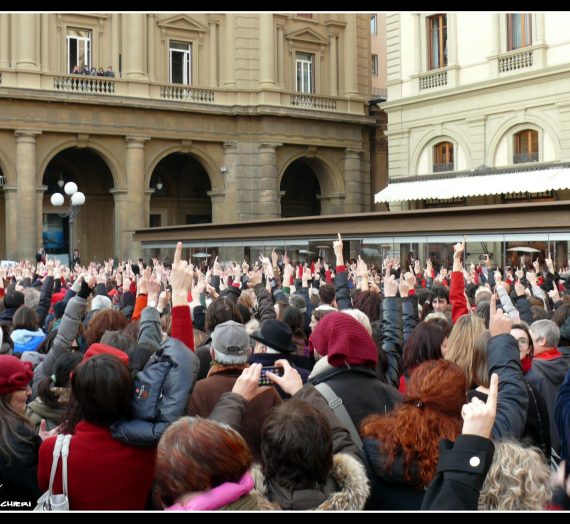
[530,319,570,454]
[187,320,281,460]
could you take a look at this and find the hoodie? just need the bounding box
[10,329,46,354]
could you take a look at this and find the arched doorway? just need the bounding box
[280,159,321,217]
[43,148,114,264]
[149,152,212,227]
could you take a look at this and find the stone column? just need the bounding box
[124,14,145,79]
[343,15,358,96]
[110,188,128,261]
[40,14,49,72]
[220,142,239,222]
[536,13,545,45]
[343,148,363,212]
[276,25,284,87]
[257,143,282,218]
[0,14,9,68]
[125,137,149,260]
[111,13,120,75]
[147,14,155,81]
[15,130,41,260]
[36,185,47,254]
[223,14,236,87]
[448,13,458,66]
[491,13,500,55]
[4,186,18,260]
[414,14,422,73]
[328,33,338,96]
[144,188,154,230]
[209,19,219,87]
[15,13,36,69]
[259,13,276,88]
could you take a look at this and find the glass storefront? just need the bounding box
[146,231,570,274]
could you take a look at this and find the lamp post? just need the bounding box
[50,181,85,266]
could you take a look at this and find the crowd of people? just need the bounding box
[70,65,115,78]
[1,235,570,511]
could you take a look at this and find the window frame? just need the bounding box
[507,13,532,51]
[295,52,314,94]
[371,14,377,35]
[513,129,539,164]
[169,40,192,85]
[427,14,447,70]
[371,54,379,77]
[432,141,454,172]
[66,28,92,74]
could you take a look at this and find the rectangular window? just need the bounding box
[371,54,379,76]
[371,14,377,35]
[507,14,532,51]
[150,214,162,228]
[170,41,192,85]
[428,14,447,70]
[66,28,91,73]
[296,52,314,93]
[514,130,538,163]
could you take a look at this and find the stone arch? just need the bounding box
[411,128,472,175]
[277,152,345,196]
[145,145,223,192]
[487,115,561,166]
[37,139,123,188]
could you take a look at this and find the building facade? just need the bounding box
[0,13,375,262]
[378,12,570,208]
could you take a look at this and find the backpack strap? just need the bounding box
[60,435,72,498]
[315,382,363,448]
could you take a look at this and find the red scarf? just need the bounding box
[521,355,532,374]
[535,347,562,361]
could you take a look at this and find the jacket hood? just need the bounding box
[252,452,369,511]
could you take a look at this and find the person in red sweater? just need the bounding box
[37,355,156,510]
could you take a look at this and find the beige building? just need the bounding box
[370,13,387,99]
[0,12,375,262]
[374,12,570,266]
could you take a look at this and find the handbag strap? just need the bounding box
[47,435,65,496]
[315,382,363,448]
[60,435,72,497]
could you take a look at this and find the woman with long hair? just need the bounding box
[38,354,156,510]
[0,355,41,509]
[361,359,466,509]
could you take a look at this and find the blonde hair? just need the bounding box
[478,440,552,511]
[445,315,486,389]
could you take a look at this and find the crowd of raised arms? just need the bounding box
[1,234,570,511]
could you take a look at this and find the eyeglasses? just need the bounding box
[516,338,529,346]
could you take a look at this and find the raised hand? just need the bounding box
[489,293,512,337]
[548,281,561,304]
[461,373,498,439]
[384,274,398,297]
[170,241,194,306]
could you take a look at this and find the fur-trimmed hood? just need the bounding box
[251,453,370,511]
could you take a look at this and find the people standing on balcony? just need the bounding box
[97,68,105,76]
[71,65,81,75]
[105,66,115,78]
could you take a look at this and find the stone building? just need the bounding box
[0,13,375,261]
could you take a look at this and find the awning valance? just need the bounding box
[374,168,570,203]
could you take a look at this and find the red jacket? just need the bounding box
[38,421,156,510]
[450,271,469,324]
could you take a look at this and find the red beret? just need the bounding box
[83,343,129,366]
[0,355,33,396]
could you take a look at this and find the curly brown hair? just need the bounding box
[361,359,465,487]
[84,309,129,347]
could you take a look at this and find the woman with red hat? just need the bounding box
[0,354,41,509]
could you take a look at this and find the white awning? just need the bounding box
[374,167,570,203]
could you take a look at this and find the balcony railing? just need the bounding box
[290,93,337,111]
[499,48,533,73]
[159,85,215,103]
[54,75,115,94]
[419,69,448,90]
[433,162,454,173]
[513,152,539,164]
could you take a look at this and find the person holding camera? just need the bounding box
[187,320,281,461]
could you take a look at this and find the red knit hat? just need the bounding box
[0,355,33,396]
[83,343,129,366]
[308,311,378,367]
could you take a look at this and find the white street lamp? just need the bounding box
[51,180,85,265]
